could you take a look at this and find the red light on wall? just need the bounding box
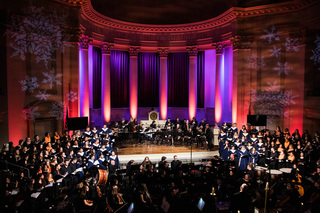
[189,56,197,120]
[130,56,138,119]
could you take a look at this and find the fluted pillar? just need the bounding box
[187,46,198,120]
[129,46,140,119]
[78,35,90,121]
[214,42,225,124]
[101,42,114,123]
[158,48,169,120]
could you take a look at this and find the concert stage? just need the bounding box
[117,144,219,165]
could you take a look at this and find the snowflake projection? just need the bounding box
[284,37,300,52]
[269,45,281,58]
[283,109,293,119]
[260,26,281,44]
[42,69,62,89]
[250,86,297,117]
[7,6,69,67]
[66,91,78,102]
[20,76,39,93]
[245,53,266,70]
[23,106,41,120]
[273,62,292,76]
[266,81,280,92]
[49,102,65,120]
[310,34,320,70]
[35,90,50,101]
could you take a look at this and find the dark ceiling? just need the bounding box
[90,0,293,25]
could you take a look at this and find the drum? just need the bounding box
[267,169,283,180]
[279,168,292,174]
[255,166,267,178]
[96,169,108,185]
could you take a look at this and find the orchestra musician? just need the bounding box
[204,124,214,151]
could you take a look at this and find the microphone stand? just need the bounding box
[264,144,272,213]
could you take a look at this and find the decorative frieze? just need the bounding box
[54,0,85,6]
[187,46,198,56]
[100,42,114,54]
[79,35,92,50]
[158,48,169,57]
[128,46,140,56]
[212,42,226,54]
[231,36,253,50]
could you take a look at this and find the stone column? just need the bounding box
[78,35,91,121]
[101,42,114,124]
[129,46,140,119]
[187,46,198,120]
[231,36,252,126]
[213,42,225,124]
[158,48,169,120]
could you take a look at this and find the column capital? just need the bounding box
[100,42,114,54]
[187,46,198,56]
[212,41,226,54]
[128,46,140,56]
[158,48,169,57]
[79,35,92,50]
[230,36,253,50]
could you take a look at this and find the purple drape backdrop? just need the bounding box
[197,51,205,108]
[138,52,160,107]
[110,50,129,108]
[93,46,102,109]
[168,53,189,107]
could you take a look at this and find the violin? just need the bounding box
[97,186,102,197]
[116,194,124,205]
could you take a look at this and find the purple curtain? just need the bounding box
[110,50,130,108]
[92,46,101,109]
[197,51,205,108]
[138,52,160,107]
[168,53,189,107]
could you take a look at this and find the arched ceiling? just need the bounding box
[90,0,293,25]
[90,0,237,25]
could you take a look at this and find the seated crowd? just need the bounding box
[0,119,320,213]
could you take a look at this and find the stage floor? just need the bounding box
[116,144,219,165]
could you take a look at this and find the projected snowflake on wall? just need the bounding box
[20,76,39,93]
[260,26,281,44]
[269,45,281,58]
[35,90,50,101]
[23,106,41,120]
[66,91,78,102]
[7,6,69,67]
[273,62,292,76]
[284,38,300,52]
[250,81,297,117]
[42,69,62,89]
[310,34,320,70]
[49,102,66,120]
[246,53,266,70]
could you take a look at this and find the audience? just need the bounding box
[0,121,320,213]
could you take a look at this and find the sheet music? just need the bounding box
[45,182,53,188]
[56,178,64,183]
[11,189,19,195]
[31,192,41,198]
[72,167,84,175]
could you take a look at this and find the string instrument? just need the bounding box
[292,173,304,198]
[97,186,102,197]
[84,199,93,206]
[116,194,124,205]
[112,186,124,205]
[112,127,119,136]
